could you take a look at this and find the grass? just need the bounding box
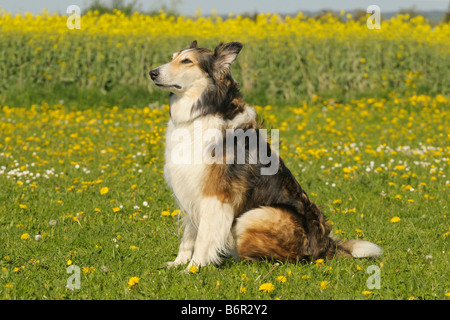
[0,90,448,300]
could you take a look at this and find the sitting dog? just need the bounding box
[149,40,382,271]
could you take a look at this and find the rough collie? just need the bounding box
[149,40,382,271]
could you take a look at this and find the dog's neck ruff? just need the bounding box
[169,93,206,126]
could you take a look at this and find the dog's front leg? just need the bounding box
[186,198,235,271]
[167,217,196,268]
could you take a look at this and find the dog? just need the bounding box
[149,40,382,271]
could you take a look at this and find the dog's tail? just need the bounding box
[233,206,382,262]
[334,239,383,258]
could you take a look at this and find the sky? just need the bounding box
[0,0,448,15]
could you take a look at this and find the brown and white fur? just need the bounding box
[149,40,382,271]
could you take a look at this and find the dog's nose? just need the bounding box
[149,69,159,80]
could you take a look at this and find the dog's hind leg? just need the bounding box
[185,197,235,270]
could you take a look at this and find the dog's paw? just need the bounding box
[166,258,189,269]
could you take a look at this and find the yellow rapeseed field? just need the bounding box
[0,10,449,101]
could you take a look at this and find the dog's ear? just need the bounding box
[213,42,243,78]
[189,40,198,49]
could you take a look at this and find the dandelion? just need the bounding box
[161,210,170,216]
[67,260,72,266]
[276,276,287,283]
[20,233,30,240]
[127,276,140,289]
[112,207,120,213]
[333,199,342,204]
[315,258,324,266]
[189,265,199,274]
[362,290,372,296]
[19,204,28,209]
[390,216,401,223]
[100,187,109,195]
[34,234,42,241]
[258,283,274,293]
[319,281,328,290]
[240,287,247,293]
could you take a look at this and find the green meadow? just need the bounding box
[0,10,449,300]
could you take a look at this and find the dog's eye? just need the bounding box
[181,59,192,64]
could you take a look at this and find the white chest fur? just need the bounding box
[164,115,226,219]
[163,106,257,221]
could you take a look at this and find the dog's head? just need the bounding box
[149,40,243,95]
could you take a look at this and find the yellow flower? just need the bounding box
[112,207,120,213]
[171,209,180,216]
[258,283,274,293]
[362,290,372,296]
[161,210,171,216]
[276,276,287,283]
[333,199,342,204]
[302,275,311,279]
[315,258,324,266]
[390,216,401,223]
[5,284,13,289]
[20,233,30,240]
[394,195,402,200]
[240,287,247,293]
[100,187,109,195]
[67,260,72,265]
[19,204,28,209]
[127,276,140,289]
[320,281,328,290]
[445,292,450,297]
[189,265,199,274]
